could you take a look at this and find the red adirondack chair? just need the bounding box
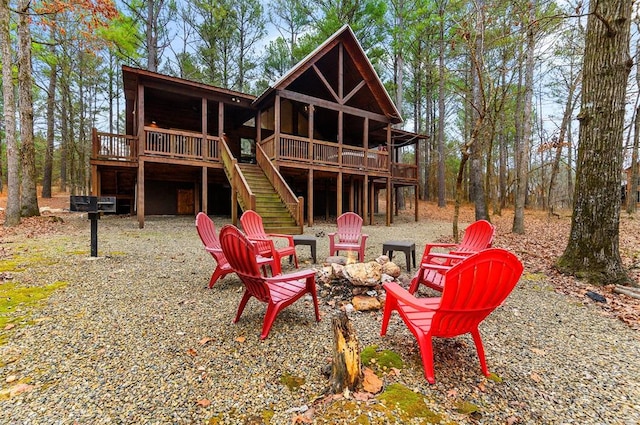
[409,219,495,293]
[240,210,298,275]
[381,248,523,384]
[196,213,273,287]
[219,224,320,339]
[328,212,368,261]
[195,213,234,288]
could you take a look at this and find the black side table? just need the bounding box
[382,240,416,272]
[293,235,317,263]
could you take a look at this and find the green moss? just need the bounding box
[378,383,442,422]
[261,409,274,423]
[487,373,503,383]
[523,272,546,281]
[0,281,68,343]
[280,372,305,391]
[455,401,481,415]
[320,399,394,423]
[361,345,403,370]
[207,414,224,424]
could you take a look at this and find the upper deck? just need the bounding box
[92,127,418,183]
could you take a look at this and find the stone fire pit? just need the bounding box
[315,255,403,312]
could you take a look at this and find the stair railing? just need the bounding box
[220,136,256,212]
[256,143,303,232]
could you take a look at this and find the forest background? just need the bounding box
[0,0,638,284]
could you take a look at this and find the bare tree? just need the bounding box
[0,0,20,226]
[17,0,39,217]
[512,0,535,234]
[557,0,633,286]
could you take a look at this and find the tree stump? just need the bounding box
[328,311,361,393]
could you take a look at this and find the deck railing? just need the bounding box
[392,163,418,179]
[221,136,255,212]
[93,130,137,161]
[256,143,302,231]
[144,127,221,161]
[261,134,392,172]
[92,127,222,163]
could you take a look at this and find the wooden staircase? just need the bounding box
[237,164,300,234]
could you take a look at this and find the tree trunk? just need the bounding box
[628,107,640,213]
[437,0,446,208]
[470,0,487,222]
[557,0,633,286]
[513,0,535,234]
[0,0,20,226]
[42,52,57,199]
[327,312,361,394]
[17,0,39,217]
[548,74,579,216]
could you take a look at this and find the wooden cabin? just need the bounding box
[90,25,423,231]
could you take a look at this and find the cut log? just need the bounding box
[613,285,640,299]
[327,311,361,394]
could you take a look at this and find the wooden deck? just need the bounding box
[92,128,417,182]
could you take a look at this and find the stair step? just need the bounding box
[263,226,302,235]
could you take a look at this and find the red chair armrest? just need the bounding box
[266,268,316,283]
[424,252,469,261]
[418,263,451,272]
[266,233,295,245]
[383,282,439,311]
[421,243,457,257]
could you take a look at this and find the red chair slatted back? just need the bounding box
[195,212,228,267]
[458,219,495,253]
[431,248,523,338]
[239,210,272,257]
[219,224,271,303]
[336,212,363,243]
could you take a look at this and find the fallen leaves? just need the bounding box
[198,337,214,346]
[196,398,211,407]
[0,383,34,398]
[361,368,382,394]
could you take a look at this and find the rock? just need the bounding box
[352,286,369,296]
[331,263,345,279]
[316,267,333,285]
[382,262,401,278]
[380,273,394,283]
[343,261,383,287]
[325,256,346,266]
[352,295,381,311]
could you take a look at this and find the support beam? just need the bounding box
[337,172,343,216]
[202,167,208,214]
[137,159,145,228]
[307,169,314,226]
[349,177,355,212]
[218,102,224,137]
[363,175,369,222]
[415,185,419,222]
[369,181,374,225]
[386,178,391,227]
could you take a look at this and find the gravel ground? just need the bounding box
[1,213,639,424]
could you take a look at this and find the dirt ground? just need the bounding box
[1,191,639,331]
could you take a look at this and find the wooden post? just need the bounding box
[202,166,208,214]
[337,172,343,216]
[328,312,361,394]
[137,159,145,228]
[307,169,314,226]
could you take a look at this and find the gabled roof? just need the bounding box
[253,25,402,124]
